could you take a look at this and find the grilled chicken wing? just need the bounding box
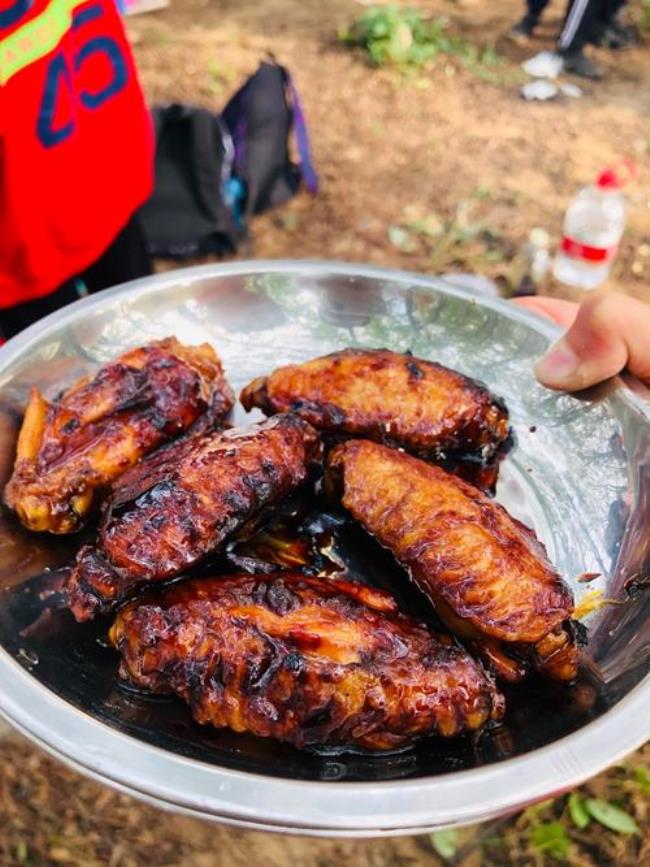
[110,572,504,750]
[241,348,509,462]
[4,338,234,534]
[327,441,579,682]
[65,415,322,620]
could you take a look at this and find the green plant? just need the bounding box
[529,821,571,860]
[567,792,590,829]
[583,798,640,835]
[485,782,645,864]
[339,4,504,75]
[339,5,446,67]
[430,828,458,859]
[632,764,650,794]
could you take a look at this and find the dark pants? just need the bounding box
[525,0,627,51]
[527,0,551,17]
[0,216,151,340]
[558,0,606,51]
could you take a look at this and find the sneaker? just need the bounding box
[598,20,637,50]
[508,14,538,43]
[561,50,603,80]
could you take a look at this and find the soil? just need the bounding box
[126,0,650,304]
[2,1,649,865]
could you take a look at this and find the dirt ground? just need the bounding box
[126,0,650,304]
[2,1,650,865]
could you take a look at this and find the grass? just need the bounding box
[387,197,526,293]
[338,4,515,83]
[476,761,649,864]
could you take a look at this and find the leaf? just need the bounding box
[339,5,502,73]
[430,828,459,859]
[530,822,571,860]
[521,797,556,822]
[584,799,640,835]
[388,225,417,253]
[472,185,492,201]
[633,765,650,794]
[567,793,590,830]
[406,213,444,238]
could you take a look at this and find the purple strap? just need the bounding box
[285,74,318,196]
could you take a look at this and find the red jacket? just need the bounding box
[0,0,154,307]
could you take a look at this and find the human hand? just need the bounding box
[513,293,650,390]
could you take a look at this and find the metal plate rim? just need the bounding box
[0,644,648,833]
[2,258,647,418]
[1,259,649,833]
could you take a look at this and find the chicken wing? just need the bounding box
[110,572,504,751]
[327,440,579,682]
[65,415,322,620]
[241,348,509,462]
[4,338,234,534]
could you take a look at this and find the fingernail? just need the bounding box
[535,338,581,385]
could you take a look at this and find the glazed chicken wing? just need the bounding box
[4,338,234,534]
[327,441,579,682]
[110,572,504,751]
[241,348,509,462]
[65,415,322,620]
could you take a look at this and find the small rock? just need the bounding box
[521,79,558,101]
[559,82,583,99]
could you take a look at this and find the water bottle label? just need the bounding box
[561,237,617,263]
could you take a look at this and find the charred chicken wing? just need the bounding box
[4,338,234,534]
[241,348,509,461]
[65,415,322,620]
[110,572,504,750]
[327,441,579,682]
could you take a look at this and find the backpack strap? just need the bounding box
[281,67,318,196]
[222,84,249,178]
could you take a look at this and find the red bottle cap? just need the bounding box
[597,169,620,189]
[596,158,637,190]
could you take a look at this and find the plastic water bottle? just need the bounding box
[553,163,633,290]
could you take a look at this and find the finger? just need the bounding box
[534,293,650,390]
[512,296,579,327]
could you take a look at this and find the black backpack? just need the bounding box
[223,60,318,218]
[140,105,240,258]
[140,61,317,259]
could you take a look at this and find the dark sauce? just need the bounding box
[0,484,614,784]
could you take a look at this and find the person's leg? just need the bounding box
[529,0,551,16]
[558,0,605,77]
[81,215,152,294]
[509,0,551,39]
[0,280,81,341]
[596,0,635,48]
[604,0,626,19]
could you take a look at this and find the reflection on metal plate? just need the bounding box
[0,261,647,835]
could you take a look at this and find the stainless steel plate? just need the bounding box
[0,261,648,836]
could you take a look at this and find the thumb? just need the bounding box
[534,293,650,390]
